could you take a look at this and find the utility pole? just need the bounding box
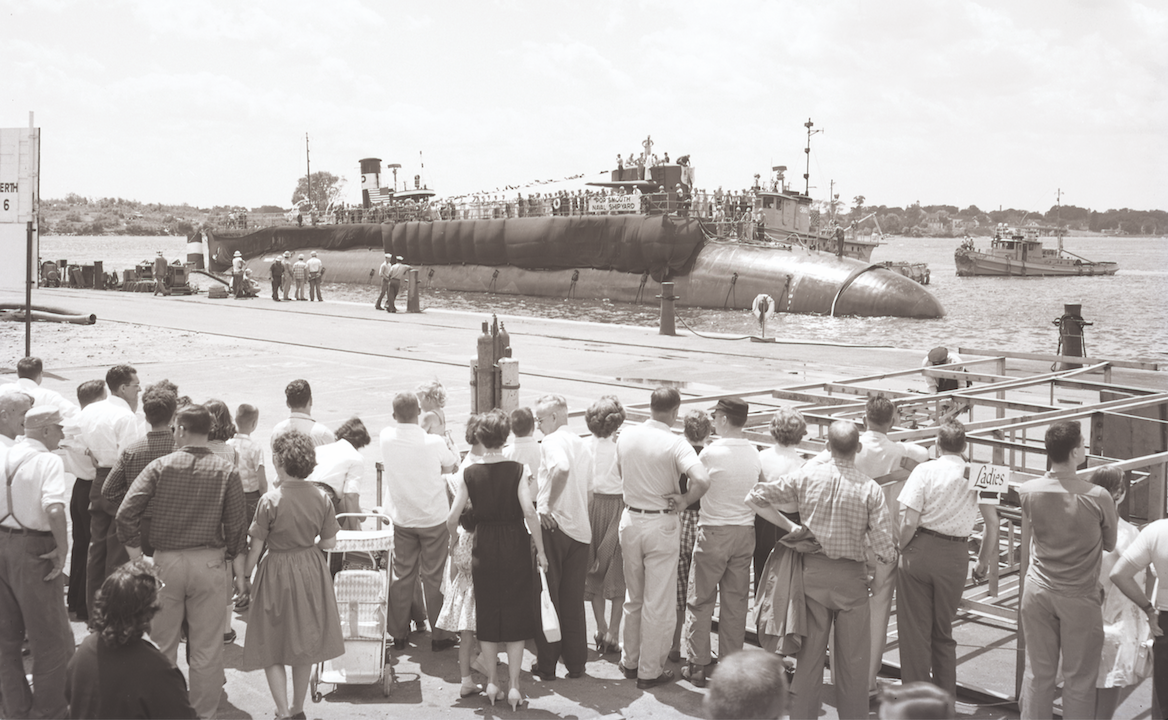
[803,118,821,196]
[305,133,311,209]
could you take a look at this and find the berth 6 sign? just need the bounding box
[0,180,18,222]
[968,463,1009,505]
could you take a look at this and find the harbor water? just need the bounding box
[40,234,1168,363]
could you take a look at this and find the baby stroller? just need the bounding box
[311,511,394,700]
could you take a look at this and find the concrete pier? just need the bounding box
[3,287,1160,719]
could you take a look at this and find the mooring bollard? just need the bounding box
[1054,303,1091,370]
[406,268,420,313]
[657,281,677,336]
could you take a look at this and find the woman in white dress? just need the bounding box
[1090,466,1153,719]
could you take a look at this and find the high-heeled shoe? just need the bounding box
[603,633,620,655]
[459,677,483,697]
[594,631,606,653]
[485,682,503,706]
[508,687,524,711]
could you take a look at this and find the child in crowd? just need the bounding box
[502,407,540,500]
[229,403,267,611]
[229,404,268,521]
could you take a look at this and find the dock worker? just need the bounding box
[153,251,170,296]
[0,405,75,719]
[306,251,324,301]
[922,347,966,393]
[280,251,293,301]
[231,251,244,299]
[746,420,897,720]
[375,253,393,311]
[269,254,284,302]
[292,254,308,301]
[1017,420,1116,720]
[386,256,411,313]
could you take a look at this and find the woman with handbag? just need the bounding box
[448,409,548,710]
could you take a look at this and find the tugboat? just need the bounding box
[954,224,1118,277]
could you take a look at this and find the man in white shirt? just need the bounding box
[616,387,709,689]
[896,420,998,696]
[385,256,411,313]
[306,250,324,301]
[531,395,591,680]
[681,398,761,689]
[271,379,334,447]
[7,357,79,420]
[922,346,966,394]
[380,393,458,652]
[374,253,393,310]
[0,406,74,719]
[74,365,142,617]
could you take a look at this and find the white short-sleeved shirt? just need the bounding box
[379,423,457,528]
[1115,518,1168,611]
[228,433,265,493]
[897,454,987,538]
[7,378,79,419]
[306,438,363,498]
[616,419,701,511]
[503,436,542,487]
[272,413,335,448]
[698,438,762,527]
[72,395,142,469]
[587,435,622,496]
[538,427,591,545]
[0,439,67,531]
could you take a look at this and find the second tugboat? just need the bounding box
[954,224,1119,277]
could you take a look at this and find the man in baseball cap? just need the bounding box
[0,404,73,718]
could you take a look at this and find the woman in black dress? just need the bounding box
[447,409,547,710]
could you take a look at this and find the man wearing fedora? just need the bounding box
[386,256,411,313]
[680,397,762,689]
[280,251,293,301]
[0,406,74,719]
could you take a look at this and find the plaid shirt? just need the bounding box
[115,445,248,559]
[747,457,897,564]
[100,430,175,511]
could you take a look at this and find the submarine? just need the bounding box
[198,150,943,319]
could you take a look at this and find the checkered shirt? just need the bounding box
[101,430,176,510]
[115,445,248,559]
[747,457,897,563]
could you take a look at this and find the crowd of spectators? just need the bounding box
[0,357,1155,720]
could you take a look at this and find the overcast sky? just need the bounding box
[3,0,1165,213]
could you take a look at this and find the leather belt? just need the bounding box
[627,506,667,514]
[0,525,52,537]
[917,527,967,543]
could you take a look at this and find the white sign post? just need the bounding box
[0,116,41,356]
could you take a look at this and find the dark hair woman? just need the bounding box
[65,559,197,718]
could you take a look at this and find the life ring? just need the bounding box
[751,293,776,320]
[551,197,562,210]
